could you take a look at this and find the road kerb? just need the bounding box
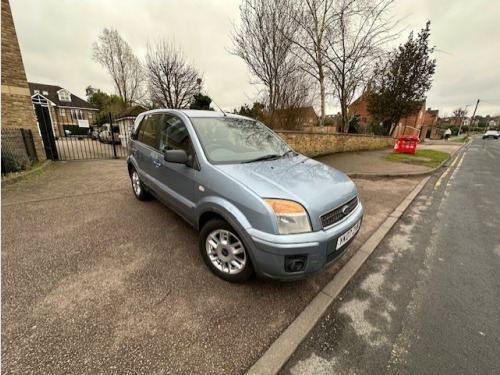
[245,176,431,375]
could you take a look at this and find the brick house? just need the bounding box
[423,108,439,127]
[422,108,442,139]
[1,0,45,161]
[348,91,439,140]
[347,91,371,127]
[28,83,98,138]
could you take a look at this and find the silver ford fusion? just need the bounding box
[127,109,363,282]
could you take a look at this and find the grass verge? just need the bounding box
[384,150,449,168]
[451,136,470,143]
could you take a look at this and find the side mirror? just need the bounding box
[164,149,192,165]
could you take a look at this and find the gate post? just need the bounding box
[20,128,39,163]
[109,112,118,159]
[33,103,59,160]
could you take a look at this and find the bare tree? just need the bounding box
[289,0,339,127]
[231,0,300,126]
[326,0,398,132]
[92,28,144,108]
[453,107,468,125]
[145,39,202,109]
[273,72,315,130]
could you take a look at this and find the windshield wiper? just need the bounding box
[281,150,297,158]
[243,154,281,163]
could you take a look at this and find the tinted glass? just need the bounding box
[190,117,291,164]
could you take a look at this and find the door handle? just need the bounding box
[153,160,161,167]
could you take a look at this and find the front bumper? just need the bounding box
[245,203,364,280]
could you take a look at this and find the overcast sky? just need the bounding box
[9,0,500,117]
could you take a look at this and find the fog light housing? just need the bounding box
[285,255,307,273]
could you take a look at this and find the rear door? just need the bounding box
[130,113,163,188]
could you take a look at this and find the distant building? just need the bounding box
[347,91,371,127]
[423,108,439,127]
[29,83,98,138]
[348,91,440,139]
[115,105,148,147]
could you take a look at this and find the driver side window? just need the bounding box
[159,115,191,152]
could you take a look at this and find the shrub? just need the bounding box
[1,151,21,175]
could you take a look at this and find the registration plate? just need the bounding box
[336,220,361,250]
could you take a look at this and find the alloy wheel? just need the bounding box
[205,229,247,275]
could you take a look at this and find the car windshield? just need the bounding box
[190,117,292,164]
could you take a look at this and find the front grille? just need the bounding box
[320,196,358,229]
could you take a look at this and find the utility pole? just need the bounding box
[468,99,480,135]
[458,104,470,136]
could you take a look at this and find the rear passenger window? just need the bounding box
[137,114,162,148]
[159,115,190,152]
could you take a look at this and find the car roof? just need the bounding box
[139,108,251,121]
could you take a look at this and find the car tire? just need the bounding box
[130,167,150,201]
[199,219,254,282]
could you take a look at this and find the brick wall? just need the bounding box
[276,131,394,158]
[1,0,46,161]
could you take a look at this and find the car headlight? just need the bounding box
[265,199,312,234]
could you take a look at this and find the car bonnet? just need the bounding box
[215,155,358,220]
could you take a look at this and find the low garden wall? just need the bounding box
[276,131,394,158]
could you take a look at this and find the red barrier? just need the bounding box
[393,135,418,155]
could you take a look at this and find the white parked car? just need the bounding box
[482,130,499,140]
[98,123,121,143]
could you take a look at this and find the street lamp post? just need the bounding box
[458,104,471,136]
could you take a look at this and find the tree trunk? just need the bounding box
[319,69,325,127]
[341,99,348,133]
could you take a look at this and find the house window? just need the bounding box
[71,109,83,120]
[60,108,66,117]
[34,90,40,94]
[42,91,49,96]
[58,90,71,102]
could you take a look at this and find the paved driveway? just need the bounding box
[1,159,422,374]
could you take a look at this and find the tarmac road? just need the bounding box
[1,142,456,374]
[281,138,499,374]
